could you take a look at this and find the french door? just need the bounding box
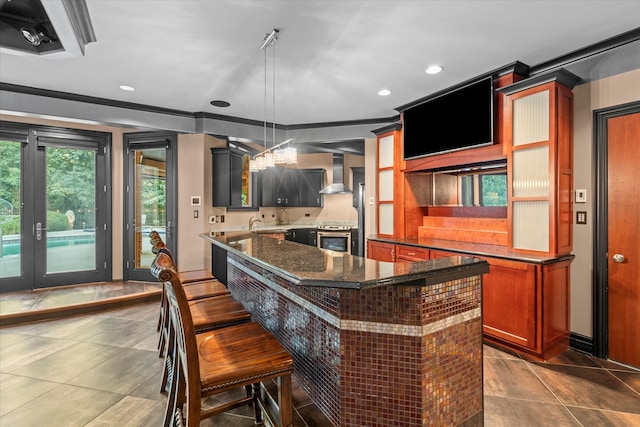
[124,132,177,282]
[0,123,110,293]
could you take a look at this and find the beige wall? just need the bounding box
[571,68,640,337]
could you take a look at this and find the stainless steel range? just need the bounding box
[317,225,351,252]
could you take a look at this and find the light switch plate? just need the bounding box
[576,211,587,224]
[575,189,587,203]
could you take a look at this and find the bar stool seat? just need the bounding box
[188,294,251,334]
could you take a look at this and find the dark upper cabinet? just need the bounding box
[259,168,278,207]
[259,168,324,208]
[298,169,324,207]
[211,147,258,210]
[278,169,299,207]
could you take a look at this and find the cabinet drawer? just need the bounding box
[396,245,429,261]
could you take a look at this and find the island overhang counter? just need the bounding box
[201,232,489,427]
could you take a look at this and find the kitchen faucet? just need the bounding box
[249,216,262,231]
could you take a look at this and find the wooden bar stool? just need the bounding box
[152,252,252,393]
[151,243,228,356]
[155,263,294,427]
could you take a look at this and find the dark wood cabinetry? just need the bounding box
[298,169,324,207]
[211,147,258,209]
[286,228,308,244]
[260,168,324,207]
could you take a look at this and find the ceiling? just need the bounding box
[0,1,639,129]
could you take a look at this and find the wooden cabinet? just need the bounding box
[260,168,297,207]
[373,124,403,237]
[286,228,308,245]
[368,236,572,360]
[298,169,324,207]
[211,244,228,285]
[308,228,317,247]
[367,240,395,262]
[430,247,571,359]
[396,244,429,262]
[482,257,572,359]
[258,168,278,207]
[481,258,537,350]
[499,70,579,256]
[211,147,258,209]
[260,168,324,207]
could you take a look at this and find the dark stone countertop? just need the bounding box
[200,232,489,289]
[368,235,575,264]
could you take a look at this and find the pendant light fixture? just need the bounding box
[250,28,297,172]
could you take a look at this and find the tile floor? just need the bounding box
[1,283,639,426]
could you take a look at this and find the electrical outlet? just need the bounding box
[209,216,216,224]
[575,189,587,203]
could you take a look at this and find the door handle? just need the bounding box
[612,253,625,263]
[36,222,47,240]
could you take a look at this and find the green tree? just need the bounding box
[46,147,95,228]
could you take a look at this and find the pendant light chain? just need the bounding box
[272,41,276,153]
[251,28,295,172]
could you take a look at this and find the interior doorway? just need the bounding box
[123,132,177,282]
[594,101,640,368]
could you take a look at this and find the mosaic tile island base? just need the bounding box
[202,232,489,427]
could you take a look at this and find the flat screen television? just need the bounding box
[402,77,494,160]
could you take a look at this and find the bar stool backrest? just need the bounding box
[151,252,202,423]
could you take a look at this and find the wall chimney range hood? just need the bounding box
[320,153,352,194]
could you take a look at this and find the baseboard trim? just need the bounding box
[569,332,594,355]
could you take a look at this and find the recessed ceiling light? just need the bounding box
[119,85,135,91]
[378,89,392,96]
[425,65,443,75]
[210,100,231,107]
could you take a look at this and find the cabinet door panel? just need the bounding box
[259,168,278,207]
[482,258,537,350]
[298,169,324,207]
[367,240,395,262]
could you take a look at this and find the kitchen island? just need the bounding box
[201,232,489,427]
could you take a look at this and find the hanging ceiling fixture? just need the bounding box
[250,28,296,172]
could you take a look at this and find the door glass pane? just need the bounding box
[135,148,166,269]
[0,140,21,278]
[45,146,96,274]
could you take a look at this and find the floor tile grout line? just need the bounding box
[521,358,587,427]
[601,368,640,398]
